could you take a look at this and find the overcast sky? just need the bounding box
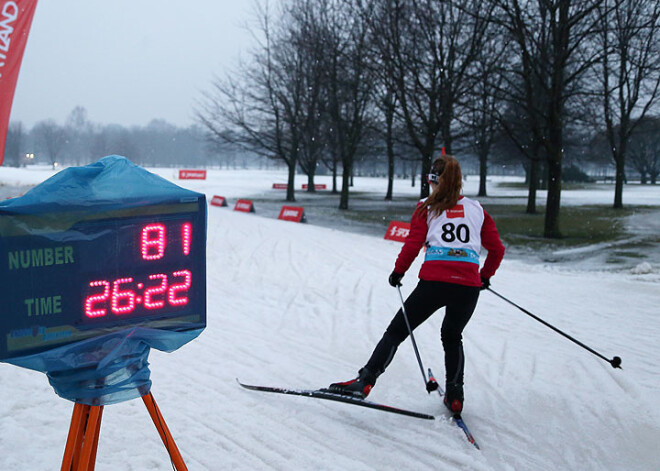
[10,1,256,129]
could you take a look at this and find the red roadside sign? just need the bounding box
[384,221,411,242]
[210,195,227,207]
[234,199,255,213]
[272,183,288,190]
[278,205,306,223]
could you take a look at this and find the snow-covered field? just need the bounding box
[1,164,659,470]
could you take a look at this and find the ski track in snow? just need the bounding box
[1,167,659,470]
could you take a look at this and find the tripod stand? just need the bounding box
[60,392,187,471]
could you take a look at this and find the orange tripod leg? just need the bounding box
[142,393,188,471]
[61,403,88,471]
[76,405,103,471]
[87,406,103,471]
[61,403,104,471]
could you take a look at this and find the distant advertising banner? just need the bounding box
[179,169,207,180]
[0,0,39,166]
[302,184,327,190]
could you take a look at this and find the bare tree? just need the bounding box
[362,0,400,200]
[3,122,24,167]
[197,1,304,202]
[322,0,376,210]
[492,0,604,238]
[376,86,402,200]
[461,19,508,198]
[289,0,330,193]
[104,124,138,161]
[628,115,660,184]
[497,64,550,214]
[65,106,94,165]
[32,119,68,168]
[592,0,660,207]
[371,0,494,198]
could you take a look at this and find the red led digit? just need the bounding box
[182,222,192,256]
[168,270,191,306]
[141,223,167,260]
[111,277,136,314]
[84,280,111,318]
[144,274,168,309]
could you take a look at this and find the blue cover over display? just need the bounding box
[8,327,203,405]
[0,156,206,405]
[1,155,198,214]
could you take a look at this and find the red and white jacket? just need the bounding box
[394,196,505,287]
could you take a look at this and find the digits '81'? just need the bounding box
[141,222,192,260]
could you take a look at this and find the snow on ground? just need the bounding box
[1,164,659,470]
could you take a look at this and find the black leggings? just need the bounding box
[365,280,480,386]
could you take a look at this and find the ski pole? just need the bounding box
[396,285,439,392]
[487,287,622,369]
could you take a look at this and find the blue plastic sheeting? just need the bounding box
[6,327,203,405]
[1,155,198,215]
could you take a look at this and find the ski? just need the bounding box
[428,369,480,449]
[237,379,435,420]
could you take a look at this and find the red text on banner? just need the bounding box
[210,195,227,207]
[179,169,207,180]
[278,206,306,223]
[0,0,39,166]
[234,199,255,213]
[384,221,411,242]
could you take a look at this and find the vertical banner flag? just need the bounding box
[0,0,38,166]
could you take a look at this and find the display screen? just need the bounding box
[0,200,206,360]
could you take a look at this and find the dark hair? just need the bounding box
[416,155,462,218]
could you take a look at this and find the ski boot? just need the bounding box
[327,367,377,399]
[444,382,464,415]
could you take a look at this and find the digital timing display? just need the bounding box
[0,200,207,361]
[81,219,195,320]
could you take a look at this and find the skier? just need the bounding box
[328,155,505,414]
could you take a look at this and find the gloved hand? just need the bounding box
[388,271,404,287]
[480,276,490,291]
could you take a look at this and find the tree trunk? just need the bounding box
[332,163,338,194]
[526,158,540,214]
[307,172,316,192]
[385,109,395,200]
[286,161,296,202]
[419,152,433,198]
[478,148,488,197]
[385,151,394,199]
[613,152,626,208]
[544,155,562,238]
[339,161,352,210]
